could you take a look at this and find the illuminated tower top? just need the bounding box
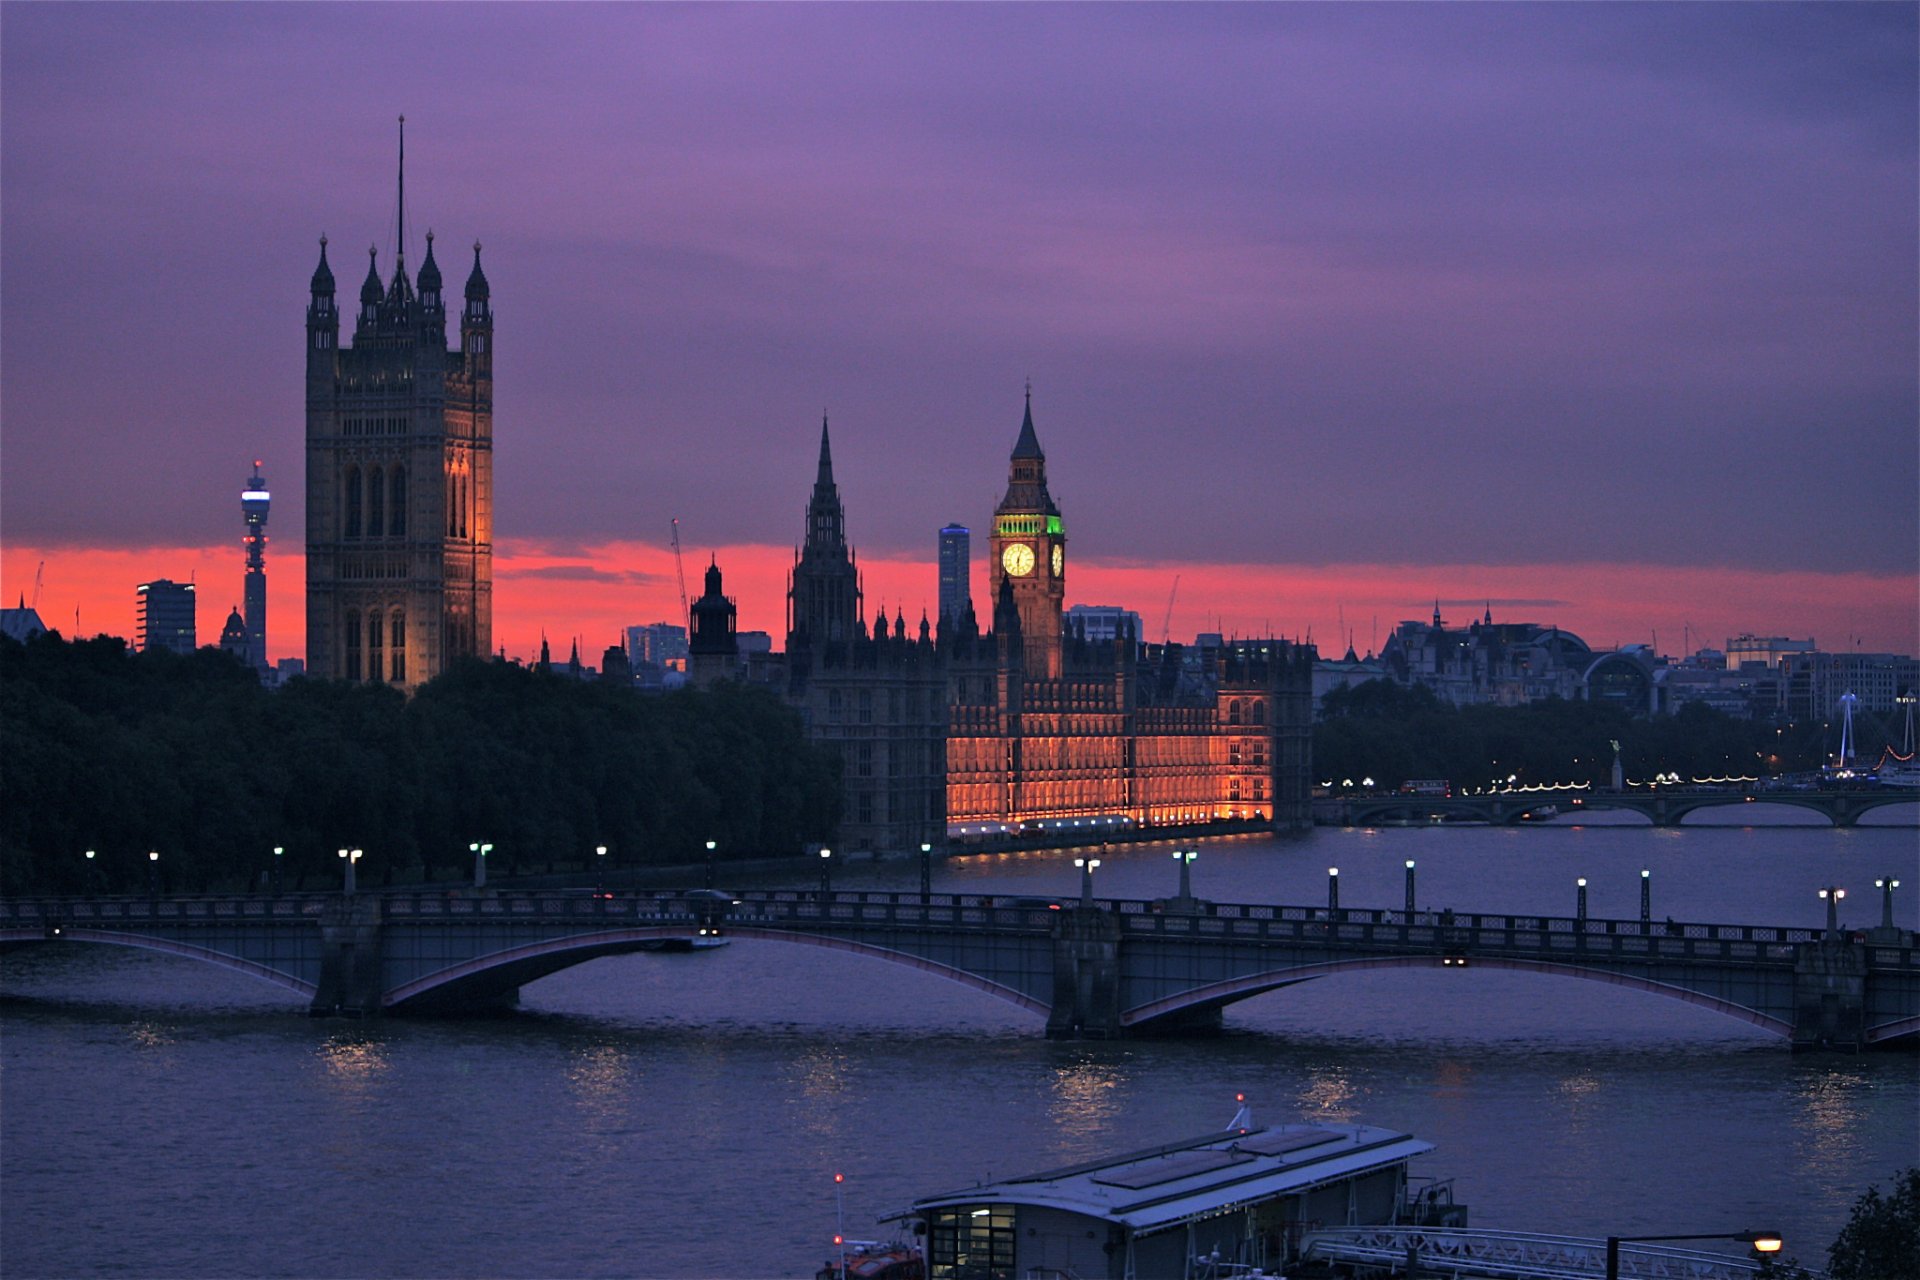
[243,460,271,563]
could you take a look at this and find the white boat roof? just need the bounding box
[897,1122,1433,1237]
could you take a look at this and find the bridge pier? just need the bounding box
[310,897,385,1017]
[1047,907,1122,1039]
[1791,940,1867,1052]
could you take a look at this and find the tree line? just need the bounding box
[1315,678,1837,792]
[0,633,840,895]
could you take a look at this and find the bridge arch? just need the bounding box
[0,928,318,999]
[1120,955,1796,1038]
[382,925,1053,1018]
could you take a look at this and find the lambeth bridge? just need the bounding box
[3,887,1915,1051]
[1329,786,1918,828]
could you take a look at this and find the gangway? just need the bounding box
[1299,1227,1804,1279]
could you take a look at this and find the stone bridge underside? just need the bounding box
[2,891,1914,1050]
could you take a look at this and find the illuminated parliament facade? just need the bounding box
[764,393,1315,854]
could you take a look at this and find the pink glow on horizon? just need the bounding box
[7,541,1914,670]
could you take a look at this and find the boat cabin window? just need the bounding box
[928,1206,1014,1280]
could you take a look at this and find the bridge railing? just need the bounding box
[4,890,1914,973]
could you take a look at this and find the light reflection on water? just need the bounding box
[2,823,1916,1278]
[1046,1053,1127,1144]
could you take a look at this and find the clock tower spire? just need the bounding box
[989,386,1065,678]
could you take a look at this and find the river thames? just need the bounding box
[4,811,1915,1278]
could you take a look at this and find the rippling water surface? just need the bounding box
[4,814,1916,1278]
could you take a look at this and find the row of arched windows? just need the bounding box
[342,609,407,683]
[1225,698,1266,726]
[343,465,407,539]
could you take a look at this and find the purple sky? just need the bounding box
[3,4,1915,647]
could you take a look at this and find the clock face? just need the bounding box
[1002,542,1036,577]
[1051,544,1064,576]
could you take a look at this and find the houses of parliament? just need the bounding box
[691,394,1317,853]
[303,151,1313,852]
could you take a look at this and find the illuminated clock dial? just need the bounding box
[1002,542,1036,577]
[1051,544,1063,576]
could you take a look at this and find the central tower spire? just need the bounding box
[788,414,861,651]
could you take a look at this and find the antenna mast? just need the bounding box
[396,115,406,268]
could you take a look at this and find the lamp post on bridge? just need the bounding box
[1404,860,1416,917]
[595,845,607,895]
[1640,868,1651,925]
[1875,877,1901,934]
[1819,886,1846,941]
[271,846,284,896]
[819,847,833,897]
[338,847,362,895]
[920,842,933,904]
[148,850,160,897]
[1576,877,1588,923]
[470,841,492,890]
[1604,1230,1781,1280]
[82,849,96,895]
[1173,849,1196,904]
[1075,856,1101,908]
[1327,866,1339,916]
[705,840,717,891]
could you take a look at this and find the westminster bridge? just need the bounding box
[1,888,1914,1050]
[1327,786,1919,828]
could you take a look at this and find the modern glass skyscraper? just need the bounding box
[938,523,970,627]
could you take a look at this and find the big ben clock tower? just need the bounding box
[989,387,1066,678]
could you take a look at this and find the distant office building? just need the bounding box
[137,579,196,654]
[241,460,271,671]
[625,622,689,668]
[938,524,970,627]
[1780,651,1919,720]
[1725,634,1816,670]
[1065,604,1143,644]
[306,126,493,690]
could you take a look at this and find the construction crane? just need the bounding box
[31,561,44,611]
[1161,575,1180,644]
[670,518,689,622]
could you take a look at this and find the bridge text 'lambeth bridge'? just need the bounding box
[2,887,1915,1051]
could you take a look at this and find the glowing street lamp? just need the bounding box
[1173,849,1196,902]
[1576,877,1588,922]
[1640,868,1651,924]
[1819,886,1846,940]
[1604,1231,1781,1280]
[338,847,363,895]
[819,847,834,897]
[272,845,284,896]
[595,844,607,895]
[148,850,160,896]
[1404,859,1416,916]
[1876,877,1902,933]
[920,842,933,903]
[1075,856,1101,907]
[1327,866,1339,914]
[705,839,717,890]
[470,841,493,889]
